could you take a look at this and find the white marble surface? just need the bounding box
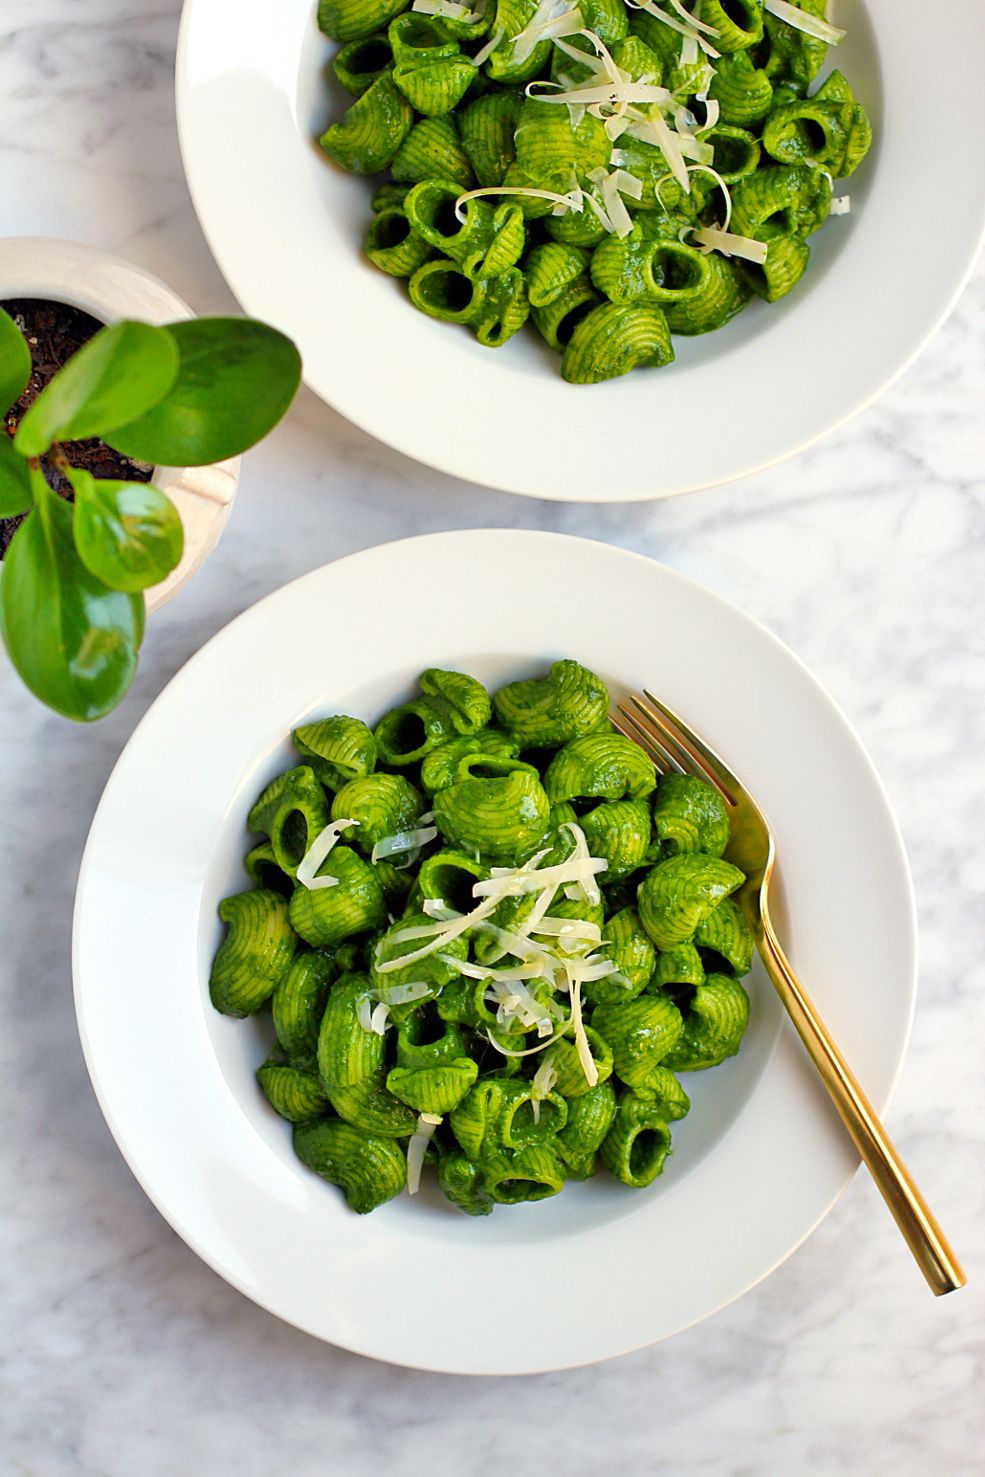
[1,1,984,1471]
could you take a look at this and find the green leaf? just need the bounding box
[70,468,184,592]
[0,305,32,416]
[13,320,179,457]
[104,318,302,466]
[0,480,144,721]
[0,434,33,516]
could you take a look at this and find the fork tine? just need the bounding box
[613,706,682,775]
[640,689,741,805]
[627,696,733,808]
[627,696,704,780]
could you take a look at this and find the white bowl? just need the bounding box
[0,237,240,613]
[73,530,917,1373]
[176,0,985,501]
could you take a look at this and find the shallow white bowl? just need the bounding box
[73,530,916,1372]
[176,0,985,501]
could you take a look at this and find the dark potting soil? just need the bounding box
[1,298,154,558]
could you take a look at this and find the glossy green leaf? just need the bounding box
[104,318,302,466]
[0,480,144,720]
[69,468,183,592]
[13,321,179,457]
[0,434,33,515]
[0,305,32,415]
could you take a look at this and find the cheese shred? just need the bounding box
[296,818,358,890]
[407,1113,442,1194]
[762,0,845,44]
[691,225,768,262]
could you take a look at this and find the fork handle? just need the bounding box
[758,909,966,1296]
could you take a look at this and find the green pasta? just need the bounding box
[543,730,657,802]
[482,1145,566,1203]
[257,1057,332,1123]
[319,72,414,173]
[661,972,750,1071]
[420,731,518,793]
[334,31,394,95]
[293,1116,408,1213]
[249,766,330,879]
[389,15,477,117]
[392,116,476,187]
[365,206,435,276]
[272,948,337,1066]
[289,845,387,946]
[210,889,297,1018]
[314,0,871,380]
[637,851,746,949]
[585,906,654,1004]
[651,771,731,856]
[599,1091,672,1187]
[210,660,755,1216]
[331,772,425,854]
[431,758,551,863]
[293,714,377,790]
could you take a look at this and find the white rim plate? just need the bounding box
[73,530,916,1372]
[175,0,985,501]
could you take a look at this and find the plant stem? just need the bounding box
[48,442,71,477]
[26,457,50,503]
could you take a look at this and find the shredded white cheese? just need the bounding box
[679,32,698,68]
[662,161,734,231]
[454,183,586,224]
[371,813,439,866]
[531,1055,558,1098]
[296,818,358,890]
[530,77,671,108]
[373,843,625,1082]
[672,103,714,164]
[376,897,499,969]
[624,0,721,58]
[374,980,433,1005]
[587,167,641,237]
[407,1113,442,1194]
[621,106,691,193]
[486,977,555,1033]
[486,1026,568,1058]
[560,822,603,906]
[691,225,768,263]
[357,981,432,1033]
[474,852,607,900]
[530,916,602,946]
[762,0,845,43]
[370,1001,390,1034]
[472,25,505,64]
[508,0,584,65]
[667,0,720,36]
[553,34,608,72]
[564,970,598,1087]
[518,28,727,206]
[412,0,485,18]
[530,1055,558,1122]
[698,96,720,131]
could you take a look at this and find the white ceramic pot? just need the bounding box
[0,237,240,615]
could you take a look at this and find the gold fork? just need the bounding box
[614,689,965,1296]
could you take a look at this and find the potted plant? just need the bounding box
[0,288,301,722]
[0,238,257,618]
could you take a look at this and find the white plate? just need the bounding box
[73,530,916,1373]
[176,0,985,501]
